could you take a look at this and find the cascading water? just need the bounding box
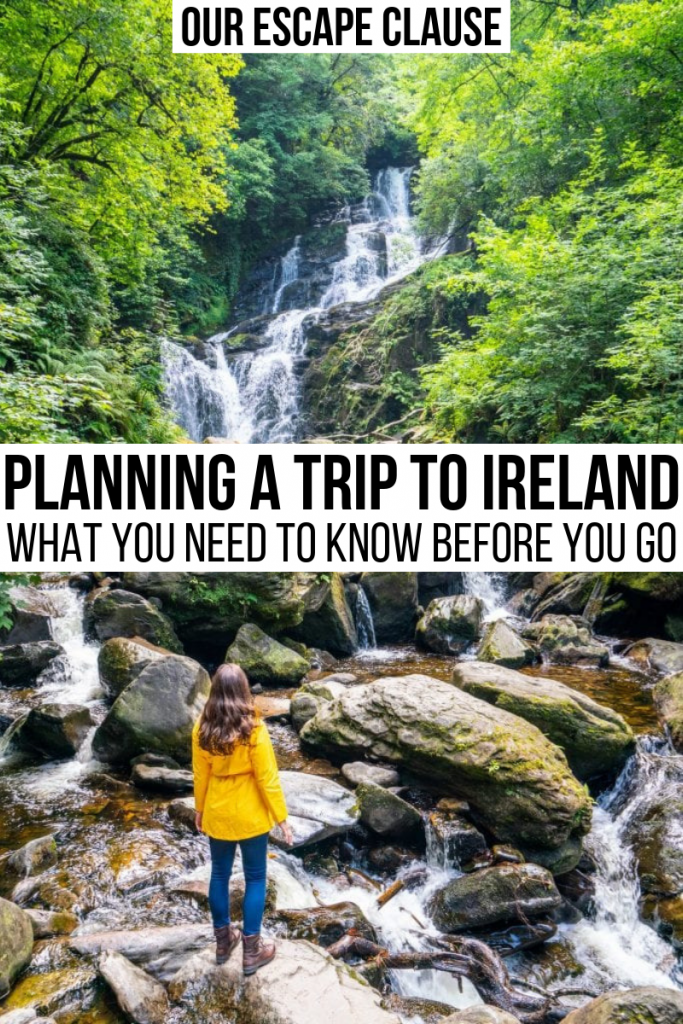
[161,167,429,443]
[354,586,376,649]
[463,572,508,621]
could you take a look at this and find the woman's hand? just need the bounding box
[279,820,293,846]
[194,811,203,833]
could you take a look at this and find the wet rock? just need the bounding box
[85,587,182,651]
[341,762,400,788]
[98,636,168,697]
[167,796,197,831]
[7,834,58,876]
[17,703,94,758]
[131,752,180,769]
[98,950,169,1024]
[167,938,401,1023]
[442,1009,522,1023]
[562,986,683,1023]
[522,615,609,667]
[452,661,635,781]
[416,595,484,654]
[70,923,214,980]
[0,585,56,644]
[226,623,309,685]
[630,787,683,947]
[368,845,413,873]
[25,908,78,938]
[478,918,557,956]
[109,835,182,894]
[291,679,347,732]
[555,868,595,915]
[626,637,683,676]
[0,641,64,686]
[529,573,598,621]
[301,675,592,851]
[0,964,97,1019]
[518,837,584,876]
[254,693,291,721]
[0,897,34,998]
[653,672,683,751]
[356,783,423,841]
[360,572,418,643]
[427,810,487,868]
[429,863,562,932]
[274,901,377,946]
[274,771,360,848]
[289,573,358,656]
[131,763,194,793]
[92,653,210,764]
[478,619,535,669]
[121,572,308,652]
[417,572,463,606]
[383,994,458,1023]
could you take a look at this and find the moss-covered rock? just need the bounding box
[121,572,308,652]
[360,572,418,643]
[98,636,168,697]
[522,615,608,667]
[92,654,210,764]
[442,1010,522,1024]
[0,585,56,644]
[356,783,423,841]
[301,675,592,851]
[653,673,683,751]
[478,619,535,669]
[452,661,634,781]
[416,595,484,654]
[289,573,357,656]
[0,897,33,998]
[17,703,94,758]
[291,679,348,732]
[562,987,683,1023]
[85,588,182,652]
[429,863,561,932]
[627,638,683,677]
[227,623,309,686]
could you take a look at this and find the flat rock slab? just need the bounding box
[70,923,214,981]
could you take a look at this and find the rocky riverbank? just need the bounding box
[0,571,682,1023]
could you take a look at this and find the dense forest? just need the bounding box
[0,0,681,444]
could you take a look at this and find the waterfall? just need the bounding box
[463,572,507,621]
[161,167,430,443]
[355,586,376,649]
[564,736,682,990]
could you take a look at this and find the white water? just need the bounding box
[355,586,377,649]
[40,587,103,706]
[463,572,508,621]
[161,167,430,443]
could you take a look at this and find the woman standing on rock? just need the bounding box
[193,663,293,974]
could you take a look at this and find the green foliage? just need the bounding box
[410,0,683,443]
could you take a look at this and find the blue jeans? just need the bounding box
[208,833,269,935]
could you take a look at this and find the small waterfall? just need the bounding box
[565,736,682,989]
[40,587,103,706]
[463,572,507,621]
[355,586,376,649]
[272,236,302,313]
[162,167,431,443]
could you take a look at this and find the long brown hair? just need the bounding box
[198,663,257,755]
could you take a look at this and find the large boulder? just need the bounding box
[562,987,683,1023]
[167,938,401,1024]
[626,638,683,677]
[301,676,592,851]
[289,573,358,656]
[227,623,309,686]
[85,588,182,652]
[0,897,33,998]
[98,636,168,698]
[522,615,608,667]
[276,771,360,848]
[0,641,64,686]
[121,572,308,651]
[477,620,535,669]
[654,673,683,752]
[17,703,94,758]
[98,951,169,1024]
[452,662,635,781]
[416,595,484,654]
[92,654,210,764]
[429,863,561,932]
[0,585,56,644]
[360,572,418,643]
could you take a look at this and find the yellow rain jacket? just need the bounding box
[192,718,288,841]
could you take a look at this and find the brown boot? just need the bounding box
[242,933,276,975]
[215,924,241,965]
